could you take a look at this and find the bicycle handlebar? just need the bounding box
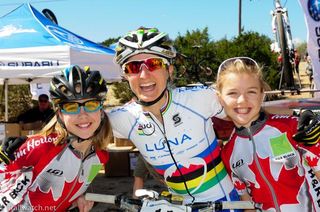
[264,88,320,95]
[85,193,256,211]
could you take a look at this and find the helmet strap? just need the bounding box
[135,88,167,107]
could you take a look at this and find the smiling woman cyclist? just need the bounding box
[108,27,240,207]
[0,65,112,211]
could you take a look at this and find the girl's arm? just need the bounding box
[240,193,256,212]
[72,195,94,212]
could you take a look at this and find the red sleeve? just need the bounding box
[268,114,298,133]
[281,115,320,157]
[96,149,109,165]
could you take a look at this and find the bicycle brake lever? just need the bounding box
[135,189,159,199]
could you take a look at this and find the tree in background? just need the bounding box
[214,31,280,89]
[101,37,134,104]
[0,85,32,121]
[111,81,133,104]
[174,28,217,86]
[100,37,120,47]
[296,42,307,56]
[174,29,280,90]
[105,29,287,103]
[0,29,304,120]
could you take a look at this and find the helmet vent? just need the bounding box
[86,85,93,94]
[75,83,81,94]
[115,27,176,65]
[49,65,108,104]
[147,32,157,40]
[59,85,72,97]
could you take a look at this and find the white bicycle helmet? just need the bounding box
[115,27,176,65]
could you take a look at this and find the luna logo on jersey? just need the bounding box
[145,134,192,152]
[0,171,33,211]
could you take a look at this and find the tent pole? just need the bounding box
[4,79,8,122]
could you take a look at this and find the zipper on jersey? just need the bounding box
[248,128,281,212]
[148,112,196,203]
[55,153,85,211]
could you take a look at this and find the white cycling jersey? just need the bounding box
[108,86,238,204]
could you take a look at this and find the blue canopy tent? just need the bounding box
[0,3,121,120]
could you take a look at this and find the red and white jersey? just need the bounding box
[0,133,108,211]
[221,113,320,212]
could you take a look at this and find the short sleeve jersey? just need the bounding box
[108,86,237,204]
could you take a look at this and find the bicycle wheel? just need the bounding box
[276,11,294,88]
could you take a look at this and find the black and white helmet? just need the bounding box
[50,65,108,105]
[115,27,177,65]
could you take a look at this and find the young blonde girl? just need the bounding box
[217,57,320,212]
[0,65,113,211]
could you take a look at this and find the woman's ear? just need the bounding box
[168,65,174,81]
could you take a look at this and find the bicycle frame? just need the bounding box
[271,0,295,89]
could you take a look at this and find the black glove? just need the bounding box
[0,136,27,164]
[293,110,320,145]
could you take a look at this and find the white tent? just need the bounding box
[0,3,122,120]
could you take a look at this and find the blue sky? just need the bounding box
[0,0,307,44]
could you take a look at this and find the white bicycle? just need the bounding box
[271,0,296,89]
[85,189,257,212]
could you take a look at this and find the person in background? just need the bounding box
[0,65,112,211]
[216,57,320,211]
[304,52,314,88]
[17,93,54,124]
[293,49,301,75]
[132,154,165,198]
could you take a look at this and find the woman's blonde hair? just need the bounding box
[216,58,270,93]
[38,111,113,150]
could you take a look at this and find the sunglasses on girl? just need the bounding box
[217,57,259,76]
[59,100,102,114]
[122,57,169,74]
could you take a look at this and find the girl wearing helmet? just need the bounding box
[0,65,112,211]
[109,27,240,207]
